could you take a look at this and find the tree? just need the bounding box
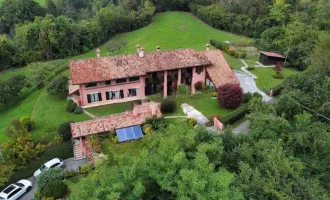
[0,34,14,71]
[309,33,330,75]
[0,160,14,188]
[217,83,243,109]
[268,0,291,26]
[37,168,67,198]
[106,39,128,54]
[47,76,68,98]
[57,122,72,141]
[0,75,26,106]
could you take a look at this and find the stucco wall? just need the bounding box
[191,66,206,89]
[80,76,145,106]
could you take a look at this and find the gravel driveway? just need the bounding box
[20,158,88,200]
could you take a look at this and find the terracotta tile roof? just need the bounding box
[70,102,161,138]
[259,51,285,59]
[202,50,239,88]
[68,80,80,95]
[70,49,211,85]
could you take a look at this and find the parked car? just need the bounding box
[34,158,64,177]
[0,180,32,200]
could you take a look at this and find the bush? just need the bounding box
[246,65,255,70]
[111,135,119,144]
[186,117,197,127]
[273,72,284,79]
[89,136,102,153]
[74,106,83,114]
[66,99,77,113]
[210,92,217,98]
[242,92,253,103]
[57,122,72,141]
[240,52,247,59]
[145,116,168,131]
[20,116,35,131]
[210,39,229,51]
[270,84,283,96]
[47,76,68,98]
[217,83,243,109]
[234,52,239,58]
[142,124,153,135]
[177,85,190,96]
[194,81,204,91]
[80,163,93,174]
[221,104,249,124]
[64,170,78,179]
[253,92,262,98]
[227,49,236,56]
[37,168,63,196]
[41,180,67,199]
[161,98,176,113]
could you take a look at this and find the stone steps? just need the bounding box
[73,139,86,161]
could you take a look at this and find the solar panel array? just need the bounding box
[116,125,144,142]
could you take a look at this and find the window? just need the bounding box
[196,66,204,74]
[85,82,97,88]
[105,80,111,85]
[129,76,139,82]
[87,93,102,103]
[116,78,127,84]
[128,88,138,97]
[7,188,21,199]
[106,90,124,100]
[50,163,60,168]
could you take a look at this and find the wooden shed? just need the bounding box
[259,51,285,66]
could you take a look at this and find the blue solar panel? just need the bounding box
[133,126,143,138]
[116,125,144,142]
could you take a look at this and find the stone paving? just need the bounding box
[181,103,209,124]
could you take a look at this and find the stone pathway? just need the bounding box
[83,109,96,118]
[181,103,209,124]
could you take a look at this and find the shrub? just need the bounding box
[319,101,330,116]
[145,116,168,131]
[221,104,249,124]
[57,122,72,141]
[273,72,284,79]
[242,92,253,103]
[210,39,229,51]
[217,83,243,109]
[111,135,119,144]
[37,168,63,196]
[194,81,204,91]
[210,92,217,98]
[64,170,78,179]
[20,116,35,131]
[66,99,77,113]
[89,136,102,153]
[186,117,197,127]
[41,180,67,199]
[80,163,93,174]
[240,52,247,59]
[142,124,153,135]
[246,65,255,70]
[177,85,190,96]
[227,49,236,56]
[74,106,83,114]
[47,76,68,98]
[253,92,262,98]
[161,98,176,113]
[269,84,283,96]
[234,52,239,58]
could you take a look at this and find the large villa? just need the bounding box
[69,45,239,108]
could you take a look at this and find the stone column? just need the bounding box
[164,71,168,98]
[191,67,196,94]
[177,69,181,86]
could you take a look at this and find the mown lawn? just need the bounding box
[85,102,133,117]
[251,67,300,90]
[102,138,146,157]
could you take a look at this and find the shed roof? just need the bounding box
[70,49,211,85]
[259,51,286,59]
[202,50,239,88]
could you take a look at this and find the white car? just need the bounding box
[34,158,64,177]
[0,180,32,200]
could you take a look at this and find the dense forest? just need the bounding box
[0,0,329,70]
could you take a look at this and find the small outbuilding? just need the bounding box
[259,51,286,66]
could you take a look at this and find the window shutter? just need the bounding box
[98,93,102,101]
[106,92,110,100]
[120,90,124,99]
[87,94,91,103]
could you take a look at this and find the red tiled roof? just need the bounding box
[202,50,239,88]
[259,51,285,59]
[68,80,80,95]
[70,102,161,138]
[70,49,211,85]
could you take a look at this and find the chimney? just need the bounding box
[136,44,141,54]
[206,44,210,51]
[138,47,145,57]
[156,46,160,52]
[96,48,101,58]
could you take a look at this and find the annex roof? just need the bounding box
[259,51,286,59]
[70,102,161,138]
[70,49,211,85]
[202,50,239,88]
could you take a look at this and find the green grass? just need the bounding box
[251,67,300,90]
[85,102,133,117]
[74,12,252,59]
[222,52,243,70]
[35,0,46,6]
[102,138,146,157]
[244,60,259,67]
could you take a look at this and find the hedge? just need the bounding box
[221,104,249,125]
[270,84,283,96]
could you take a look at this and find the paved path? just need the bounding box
[83,109,96,118]
[181,103,209,124]
[21,158,88,200]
